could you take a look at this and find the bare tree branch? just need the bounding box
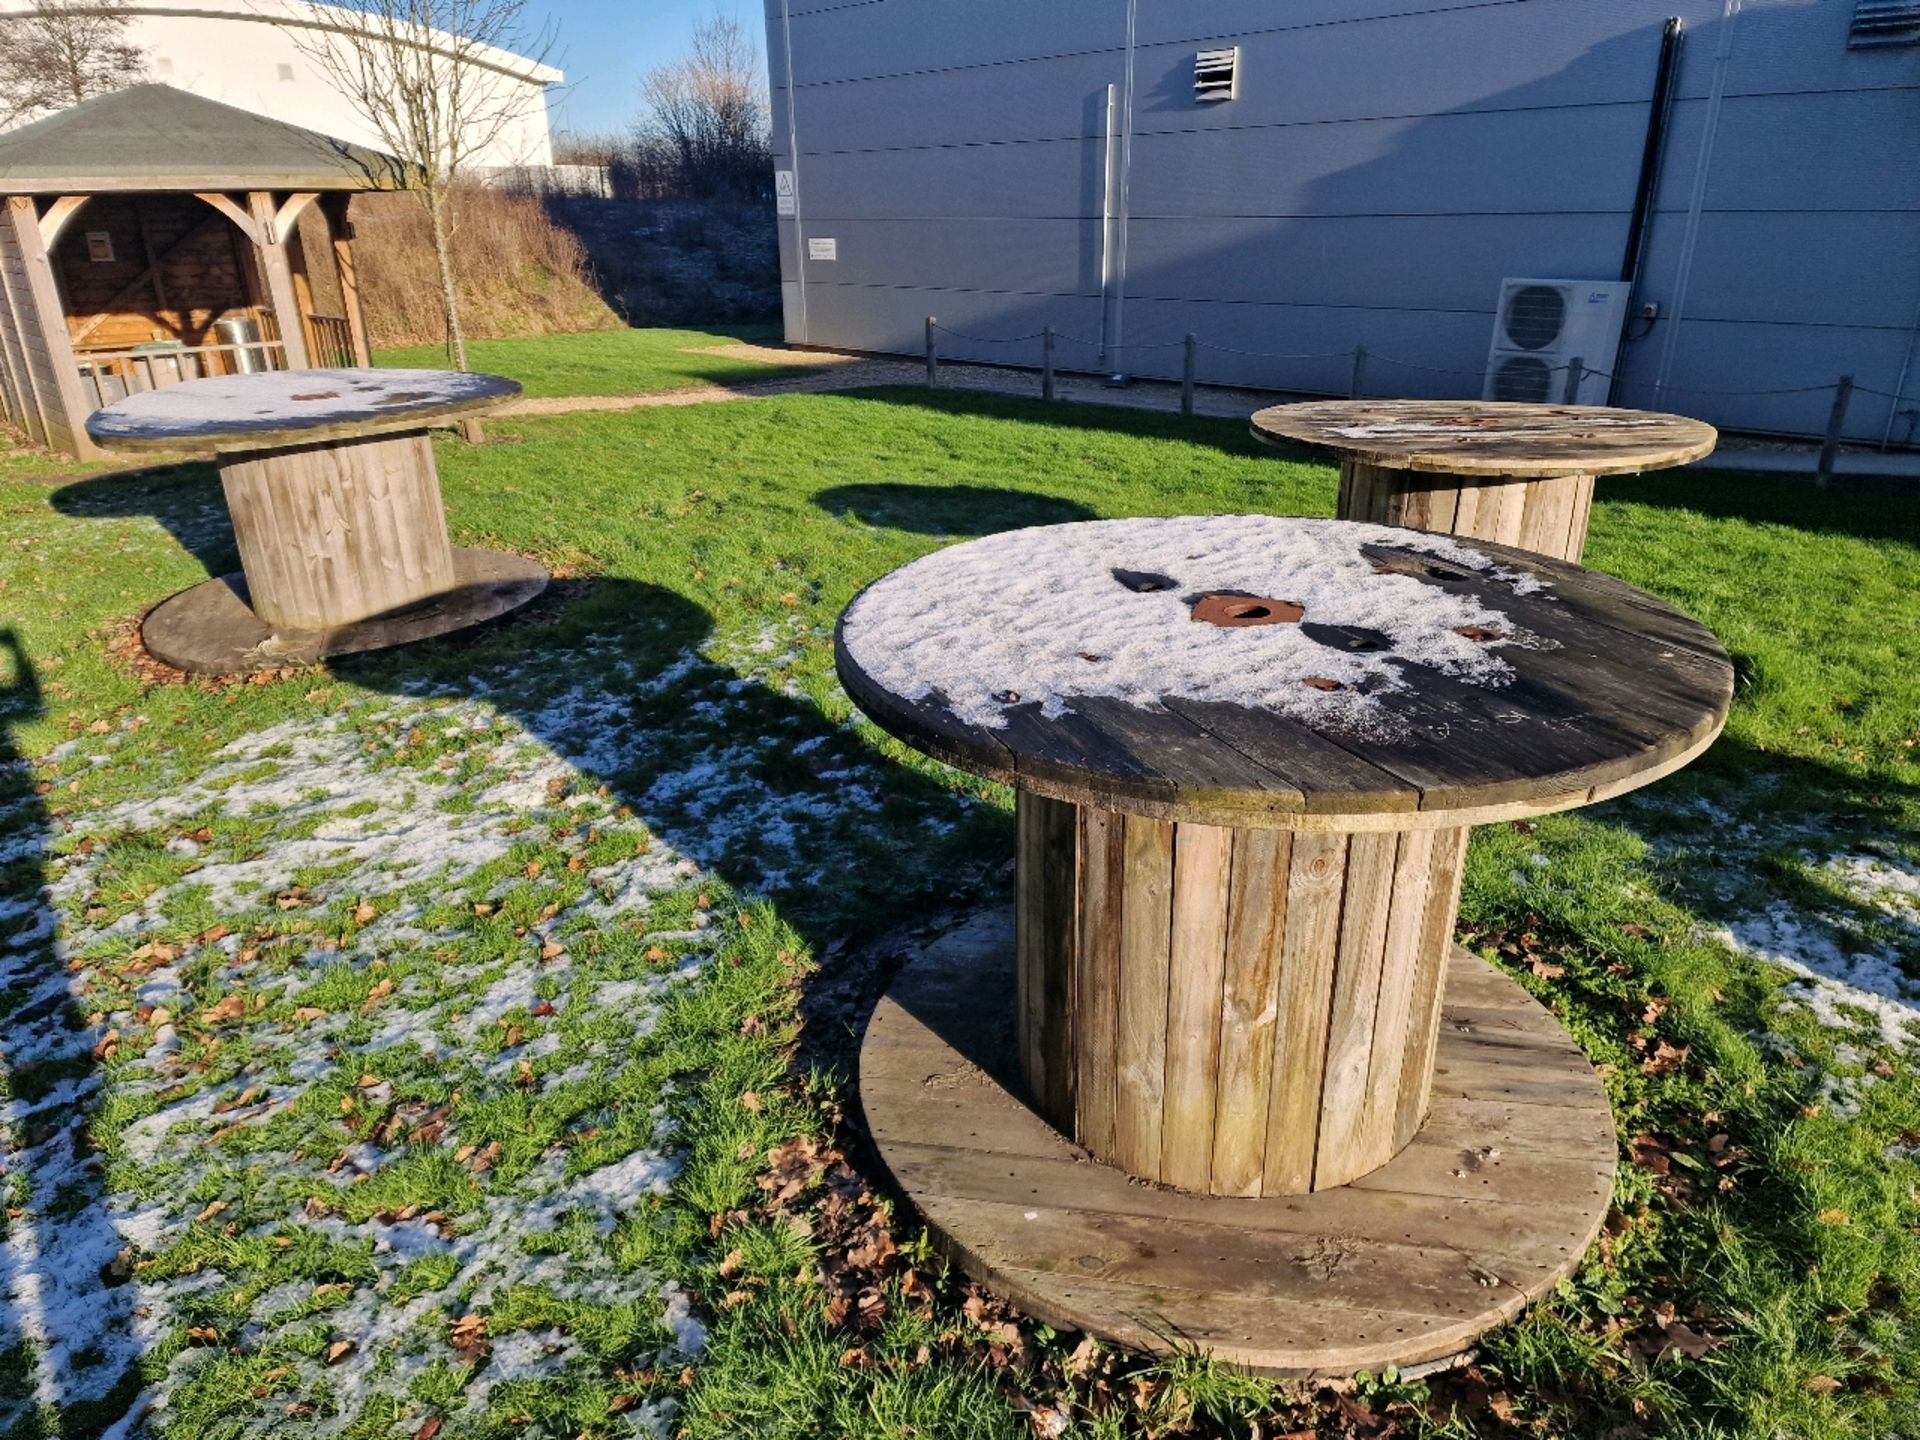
[0,1,147,128]
[278,0,558,369]
[634,10,771,203]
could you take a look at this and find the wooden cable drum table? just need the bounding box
[837,516,1732,1376]
[1249,400,1718,562]
[86,369,548,674]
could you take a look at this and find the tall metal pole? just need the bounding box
[1042,327,1057,402]
[1349,345,1368,400]
[1181,334,1197,416]
[925,318,939,388]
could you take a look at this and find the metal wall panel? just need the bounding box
[787,218,1103,296]
[768,0,1920,440]
[1124,105,1650,217]
[1121,214,1626,312]
[793,139,1100,220]
[782,54,1119,153]
[782,0,1126,85]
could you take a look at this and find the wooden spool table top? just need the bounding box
[1248,400,1718,478]
[85,367,521,453]
[835,516,1734,832]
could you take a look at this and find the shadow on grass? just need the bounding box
[331,575,1013,1067]
[0,631,146,1433]
[48,461,233,581]
[1603,467,1920,549]
[813,482,1096,536]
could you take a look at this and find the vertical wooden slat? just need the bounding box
[1423,474,1462,535]
[1159,822,1233,1192]
[1112,814,1175,1178]
[1354,828,1438,1159]
[1394,825,1469,1149]
[1210,826,1290,1196]
[1310,831,1399,1188]
[1564,472,1597,560]
[1073,803,1126,1157]
[1016,792,1079,1128]
[1261,830,1348,1194]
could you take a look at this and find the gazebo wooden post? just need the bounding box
[4,194,102,459]
[324,194,373,366]
[246,190,311,368]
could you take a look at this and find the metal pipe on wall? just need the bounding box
[778,0,809,345]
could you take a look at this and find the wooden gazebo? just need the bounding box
[0,84,404,458]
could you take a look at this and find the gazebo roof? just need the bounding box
[0,84,406,194]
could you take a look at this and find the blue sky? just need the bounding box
[542,0,758,138]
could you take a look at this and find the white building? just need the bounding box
[0,0,562,168]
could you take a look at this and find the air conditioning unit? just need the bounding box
[1482,279,1630,406]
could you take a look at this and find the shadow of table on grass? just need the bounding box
[814,482,1096,536]
[49,461,235,585]
[332,575,1017,1068]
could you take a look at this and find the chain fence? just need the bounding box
[919,317,1920,477]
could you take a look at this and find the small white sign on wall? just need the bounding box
[775,170,796,216]
[807,237,838,262]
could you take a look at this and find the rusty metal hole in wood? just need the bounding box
[1304,676,1344,691]
[1191,593,1305,628]
[1453,625,1504,642]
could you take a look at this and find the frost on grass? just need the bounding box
[839,516,1543,733]
[0,692,739,1437]
[1621,790,1920,1062]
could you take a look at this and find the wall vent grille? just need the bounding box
[1851,1,1920,46]
[1195,47,1239,101]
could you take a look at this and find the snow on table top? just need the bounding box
[840,516,1543,734]
[85,367,519,446]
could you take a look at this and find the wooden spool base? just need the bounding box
[861,909,1617,1378]
[139,547,549,674]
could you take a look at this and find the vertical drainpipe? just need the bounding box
[1107,0,1140,378]
[778,0,809,345]
[1099,83,1118,370]
[1652,0,1742,407]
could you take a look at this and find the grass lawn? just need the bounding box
[0,384,1916,1440]
[374,325,814,400]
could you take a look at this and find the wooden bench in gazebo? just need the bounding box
[0,84,404,459]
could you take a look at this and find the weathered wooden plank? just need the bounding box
[1313,831,1400,1187]
[1395,826,1467,1148]
[1160,822,1233,1192]
[1210,826,1290,1196]
[1262,832,1348,1193]
[1113,814,1175,1178]
[1015,792,1078,1128]
[1073,803,1126,1157]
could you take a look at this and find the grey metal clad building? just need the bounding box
[765,0,1920,443]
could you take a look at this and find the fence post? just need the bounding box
[925,317,939,388]
[1181,334,1198,417]
[1349,345,1368,400]
[1562,356,1585,405]
[1042,326,1056,402]
[1816,374,1854,488]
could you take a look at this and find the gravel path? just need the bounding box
[493,347,1298,423]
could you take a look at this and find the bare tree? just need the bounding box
[637,11,771,202]
[0,1,147,128]
[282,0,557,369]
